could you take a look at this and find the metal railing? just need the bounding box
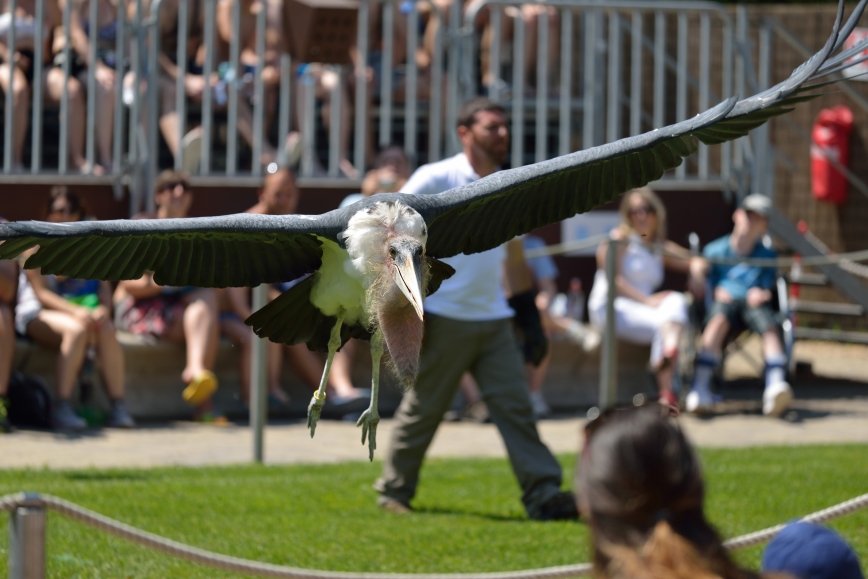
[5,0,835,211]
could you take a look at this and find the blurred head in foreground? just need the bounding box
[576,404,777,579]
[762,522,863,579]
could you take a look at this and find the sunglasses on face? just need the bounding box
[628,205,656,217]
[50,206,76,215]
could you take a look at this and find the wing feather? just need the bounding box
[0,213,347,287]
[383,0,862,259]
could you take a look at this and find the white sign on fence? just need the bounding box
[560,211,621,256]
[843,28,868,81]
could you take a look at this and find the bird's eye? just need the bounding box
[389,247,397,258]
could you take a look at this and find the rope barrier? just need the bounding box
[522,234,868,270]
[3,491,867,578]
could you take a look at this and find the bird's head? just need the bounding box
[387,235,425,321]
[343,201,429,387]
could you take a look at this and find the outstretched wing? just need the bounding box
[389,0,866,260]
[0,212,353,287]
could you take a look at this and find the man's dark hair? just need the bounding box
[456,97,507,129]
[155,169,191,193]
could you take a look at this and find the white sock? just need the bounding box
[692,351,720,396]
[765,354,787,388]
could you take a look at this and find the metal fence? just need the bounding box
[0,0,798,213]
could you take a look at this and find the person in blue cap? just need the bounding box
[762,522,864,579]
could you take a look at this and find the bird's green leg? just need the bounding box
[357,329,383,461]
[307,309,345,438]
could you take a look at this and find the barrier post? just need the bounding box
[250,284,268,463]
[9,494,46,579]
[599,238,618,408]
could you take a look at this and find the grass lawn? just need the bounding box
[0,445,865,578]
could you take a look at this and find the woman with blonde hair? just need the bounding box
[587,188,701,409]
[576,403,790,579]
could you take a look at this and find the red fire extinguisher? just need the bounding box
[811,105,854,205]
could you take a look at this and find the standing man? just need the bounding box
[374,98,578,520]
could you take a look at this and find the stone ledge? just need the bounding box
[12,333,652,419]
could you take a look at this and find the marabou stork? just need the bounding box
[2,0,867,459]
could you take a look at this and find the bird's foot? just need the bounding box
[307,391,326,438]
[357,408,379,461]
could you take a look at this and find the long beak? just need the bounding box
[394,249,425,320]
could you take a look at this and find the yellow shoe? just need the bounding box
[182,370,218,406]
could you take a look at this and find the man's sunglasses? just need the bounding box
[161,181,190,191]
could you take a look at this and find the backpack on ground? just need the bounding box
[7,371,53,428]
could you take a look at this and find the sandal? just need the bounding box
[182,370,218,406]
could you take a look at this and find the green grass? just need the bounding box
[0,445,866,578]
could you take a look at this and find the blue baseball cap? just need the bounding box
[762,522,864,579]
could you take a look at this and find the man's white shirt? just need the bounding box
[402,153,513,321]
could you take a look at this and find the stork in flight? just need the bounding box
[2,0,866,459]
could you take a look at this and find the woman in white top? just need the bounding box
[588,188,699,408]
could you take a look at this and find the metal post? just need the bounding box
[250,285,268,463]
[175,0,189,171]
[278,53,292,167]
[3,0,17,173]
[535,10,548,163]
[629,11,642,137]
[606,10,621,144]
[489,7,502,103]
[328,66,342,178]
[510,8,525,167]
[405,2,419,163]
[59,0,72,174]
[85,0,98,172]
[9,497,46,579]
[582,10,598,150]
[652,10,665,130]
[354,2,369,172]
[599,239,618,409]
[380,2,394,148]
[252,0,266,176]
[146,0,163,214]
[226,0,242,175]
[675,11,687,179]
[558,9,572,156]
[31,0,45,173]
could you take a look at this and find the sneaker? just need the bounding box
[54,401,87,432]
[530,391,551,418]
[107,400,136,429]
[685,389,714,415]
[0,396,11,433]
[532,491,579,521]
[378,495,412,514]
[763,381,793,417]
[181,127,203,175]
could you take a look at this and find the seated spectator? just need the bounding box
[114,170,223,423]
[576,403,785,579]
[686,194,792,417]
[0,237,16,433]
[15,187,133,430]
[228,166,369,410]
[0,0,93,173]
[762,522,864,579]
[587,188,699,410]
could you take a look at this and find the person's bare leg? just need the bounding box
[158,75,181,155]
[179,289,219,384]
[95,320,126,399]
[527,350,550,394]
[329,340,371,399]
[95,69,116,168]
[0,305,14,396]
[222,318,252,403]
[285,343,326,389]
[46,69,90,172]
[762,328,784,358]
[701,314,730,356]
[233,100,278,166]
[26,311,88,400]
[0,64,29,168]
[267,339,284,394]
